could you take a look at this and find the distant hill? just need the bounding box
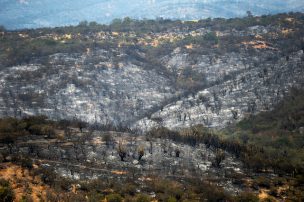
[0,0,304,29]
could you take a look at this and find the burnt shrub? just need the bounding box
[20,157,33,170]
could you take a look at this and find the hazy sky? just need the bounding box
[0,0,303,29]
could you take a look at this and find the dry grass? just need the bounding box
[242,40,277,50]
[0,162,52,201]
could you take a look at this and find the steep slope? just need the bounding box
[0,13,303,129]
[135,50,304,130]
[0,49,177,125]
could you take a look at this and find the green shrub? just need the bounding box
[255,176,272,189]
[106,193,123,202]
[87,191,104,202]
[123,183,137,196]
[19,195,33,202]
[167,196,177,202]
[0,179,15,202]
[136,194,150,202]
[235,192,259,202]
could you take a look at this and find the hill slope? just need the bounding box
[0,13,303,130]
[0,0,304,29]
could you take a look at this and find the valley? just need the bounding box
[0,12,303,201]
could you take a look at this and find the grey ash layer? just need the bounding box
[0,24,303,131]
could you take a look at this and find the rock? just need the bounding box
[108,155,116,160]
[5,155,12,161]
[199,163,208,171]
[299,127,304,134]
[132,160,139,165]
[149,192,156,198]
